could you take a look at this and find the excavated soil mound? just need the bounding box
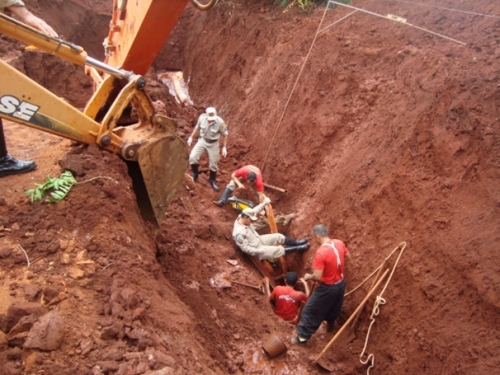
[1,0,499,374]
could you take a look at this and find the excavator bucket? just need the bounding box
[135,134,188,227]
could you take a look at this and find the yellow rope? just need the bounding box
[359,241,407,374]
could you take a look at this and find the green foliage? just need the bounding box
[25,171,77,203]
[281,0,313,11]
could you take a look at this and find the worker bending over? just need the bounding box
[263,272,310,325]
[215,164,264,206]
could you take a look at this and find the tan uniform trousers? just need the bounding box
[189,138,220,172]
[226,178,259,196]
[254,233,286,260]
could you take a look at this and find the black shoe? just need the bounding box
[284,237,308,246]
[209,180,219,191]
[291,336,308,345]
[284,243,310,254]
[209,170,219,191]
[0,155,36,177]
[295,238,308,246]
[213,187,232,207]
[190,164,199,182]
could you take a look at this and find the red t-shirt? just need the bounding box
[233,165,264,193]
[313,239,349,285]
[270,286,308,320]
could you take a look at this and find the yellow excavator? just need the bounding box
[0,0,216,227]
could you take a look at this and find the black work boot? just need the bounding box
[284,243,310,254]
[209,170,219,191]
[284,237,309,246]
[190,164,199,182]
[214,187,232,207]
[0,155,37,177]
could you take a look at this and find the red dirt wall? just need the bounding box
[1,0,499,374]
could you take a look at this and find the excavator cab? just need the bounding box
[0,0,217,228]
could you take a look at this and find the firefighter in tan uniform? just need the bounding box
[187,107,228,191]
[232,198,310,260]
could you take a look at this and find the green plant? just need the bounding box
[25,171,77,203]
[279,0,350,11]
[282,0,314,11]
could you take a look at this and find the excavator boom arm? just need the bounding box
[105,0,190,75]
[104,0,216,74]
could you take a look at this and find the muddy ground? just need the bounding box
[1,0,499,374]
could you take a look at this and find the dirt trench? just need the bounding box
[1,0,500,374]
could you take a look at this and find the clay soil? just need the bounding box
[1,0,500,374]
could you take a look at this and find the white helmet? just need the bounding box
[206,107,217,121]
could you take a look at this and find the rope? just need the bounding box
[344,263,382,297]
[390,0,500,19]
[359,295,386,374]
[319,10,358,34]
[344,242,401,297]
[359,241,407,375]
[329,1,466,46]
[261,5,330,171]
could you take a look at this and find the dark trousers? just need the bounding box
[296,280,346,339]
[0,119,7,157]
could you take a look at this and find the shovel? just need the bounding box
[231,280,265,294]
[338,258,390,346]
[315,269,390,371]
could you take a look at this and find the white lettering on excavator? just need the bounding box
[0,95,39,122]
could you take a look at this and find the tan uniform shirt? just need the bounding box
[0,0,25,11]
[195,113,228,142]
[232,201,267,256]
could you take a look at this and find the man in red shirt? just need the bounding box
[214,165,265,206]
[293,224,351,345]
[264,272,310,325]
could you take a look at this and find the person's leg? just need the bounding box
[214,179,236,206]
[0,119,37,177]
[260,233,309,254]
[325,280,346,331]
[260,233,285,246]
[256,245,285,260]
[284,243,309,254]
[284,237,308,246]
[0,119,8,158]
[207,142,220,191]
[188,141,206,182]
[296,284,336,341]
[226,180,237,191]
